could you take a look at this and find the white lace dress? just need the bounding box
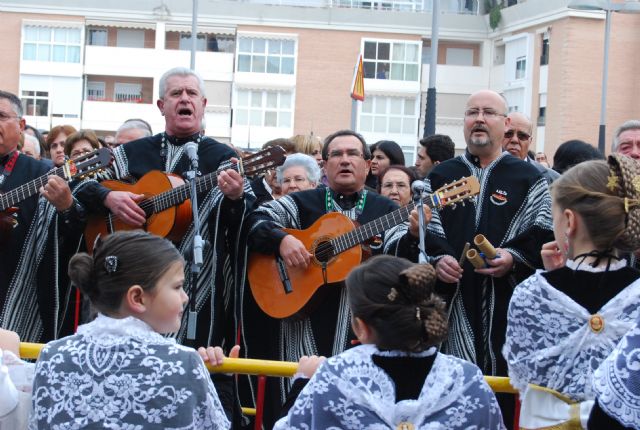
[28,314,230,430]
[592,315,640,429]
[503,260,640,428]
[273,344,505,430]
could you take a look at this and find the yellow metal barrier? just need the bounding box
[19,342,517,394]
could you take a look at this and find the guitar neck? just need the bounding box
[149,169,222,213]
[0,165,65,211]
[331,194,437,255]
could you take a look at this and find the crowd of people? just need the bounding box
[1,66,639,429]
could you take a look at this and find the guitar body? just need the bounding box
[84,171,192,251]
[248,212,362,319]
[0,207,19,242]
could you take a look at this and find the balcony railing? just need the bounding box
[227,0,479,15]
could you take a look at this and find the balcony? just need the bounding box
[224,0,479,14]
[84,46,234,95]
[421,64,489,94]
[81,100,231,138]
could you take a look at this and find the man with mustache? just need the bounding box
[245,129,425,427]
[422,90,553,428]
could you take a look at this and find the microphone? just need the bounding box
[411,180,426,196]
[184,142,199,169]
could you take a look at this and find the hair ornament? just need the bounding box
[607,173,619,192]
[624,197,640,214]
[387,288,398,302]
[415,306,421,321]
[105,256,118,274]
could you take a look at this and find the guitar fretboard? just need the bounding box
[139,164,237,214]
[330,195,438,255]
[0,165,66,211]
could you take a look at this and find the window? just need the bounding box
[237,37,295,74]
[540,36,549,66]
[515,57,526,79]
[538,106,546,126]
[114,83,142,103]
[23,26,81,63]
[234,89,292,128]
[363,40,420,81]
[359,95,417,135]
[21,90,49,116]
[87,28,108,46]
[87,81,106,100]
[445,47,474,66]
[116,29,144,48]
[178,33,235,53]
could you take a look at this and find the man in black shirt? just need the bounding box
[0,90,85,343]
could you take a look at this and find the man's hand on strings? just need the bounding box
[218,158,244,200]
[279,234,312,269]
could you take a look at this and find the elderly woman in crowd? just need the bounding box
[276,153,322,196]
[64,130,101,160]
[377,165,417,206]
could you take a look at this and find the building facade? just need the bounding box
[1,0,639,162]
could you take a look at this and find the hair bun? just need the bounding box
[423,295,448,344]
[68,253,99,299]
[399,263,436,290]
[607,154,640,251]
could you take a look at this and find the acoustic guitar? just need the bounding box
[248,176,481,319]
[0,148,112,237]
[84,146,286,252]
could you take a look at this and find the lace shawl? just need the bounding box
[503,267,640,401]
[28,314,230,430]
[273,344,505,430]
[592,315,640,429]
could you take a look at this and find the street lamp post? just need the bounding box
[568,0,640,154]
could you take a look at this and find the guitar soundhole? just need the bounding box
[313,239,334,264]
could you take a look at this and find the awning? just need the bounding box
[22,19,83,29]
[85,19,155,30]
[165,24,235,35]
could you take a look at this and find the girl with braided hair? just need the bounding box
[275,255,505,429]
[503,155,640,429]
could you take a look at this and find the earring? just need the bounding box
[563,231,570,257]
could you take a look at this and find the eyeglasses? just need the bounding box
[282,176,310,185]
[0,111,20,122]
[381,181,409,191]
[328,149,364,160]
[504,130,531,141]
[464,108,507,120]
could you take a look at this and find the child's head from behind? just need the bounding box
[68,231,186,333]
[346,255,447,352]
[551,156,640,255]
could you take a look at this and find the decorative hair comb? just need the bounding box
[105,256,118,274]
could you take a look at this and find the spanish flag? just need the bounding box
[350,54,365,101]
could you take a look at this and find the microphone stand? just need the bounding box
[413,187,429,264]
[186,155,203,342]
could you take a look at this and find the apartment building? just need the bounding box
[1,0,639,162]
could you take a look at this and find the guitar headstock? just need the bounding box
[64,148,113,180]
[432,176,480,209]
[240,145,287,177]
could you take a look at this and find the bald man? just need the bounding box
[423,90,553,379]
[502,112,559,183]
